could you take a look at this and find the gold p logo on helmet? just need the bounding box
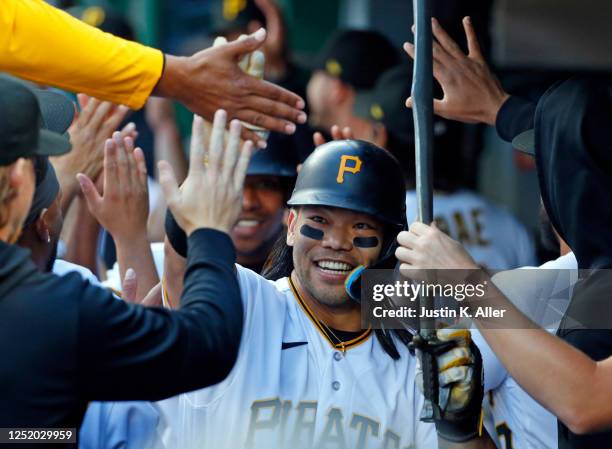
[336,155,362,183]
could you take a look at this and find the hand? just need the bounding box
[158,110,253,235]
[156,29,306,148]
[396,222,479,274]
[415,328,484,442]
[53,94,137,204]
[77,132,149,243]
[312,125,354,147]
[403,17,509,126]
[252,0,288,79]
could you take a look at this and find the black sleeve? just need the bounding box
[77,228,243,401]
[495,95,537,142]
[165,208,187,257]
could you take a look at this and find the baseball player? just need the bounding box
[88,139,484,449]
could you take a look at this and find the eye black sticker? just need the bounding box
[300,224,324,240]
[353,236,379,248]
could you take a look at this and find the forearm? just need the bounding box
[1,0,162,109]
[162,237,186,308]
[62,197,100,273]
[473,284,607,433]
[115,234,159,301]
[153,122,187,183]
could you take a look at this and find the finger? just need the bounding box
[90,101,113,132]
[208,109,228,171]
[437,328,471,346]
[119,122,137,140]
[439,366,470,388]
[78,97,100,124]
[240,94,307,127]
[225,27,267,58]
[103,105,131,135]
[77,173,103,212]
[77,93,90,111]
[463,16,484,61]
[189,115,207,175]
[103,138,118,198]
[403,41,415,61]
[397,230,418,248]
[157,160,181,208]
[241,75,305,110]
[409,221,430,236]
[123,136,138,190]
[405,96,413,109]
[113,131,130,193]
[233,140,254,192]
[240,127,267,149]
[313,132,326,147]
[395,246,416,265]
[431,17,464,59]
[341,127,354,140]
[237,35,251,72]
[438,347,472,373]
[330,125,343,141]
[133,147,148,187]
[122,268,138,303]
[222,119,242,181]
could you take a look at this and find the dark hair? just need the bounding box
[261,228,293,280]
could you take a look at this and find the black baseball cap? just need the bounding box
[0,77,72,166]
[208,0,265,36]
[311,30,399,90]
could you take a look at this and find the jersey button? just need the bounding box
[333,351,343,361]
[332,381,341,391]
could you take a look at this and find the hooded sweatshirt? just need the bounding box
[533,77,612,448]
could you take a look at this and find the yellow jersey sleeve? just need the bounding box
[0,0,164,109]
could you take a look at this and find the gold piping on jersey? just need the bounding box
[161,276,174,309]
[288,276,371,352]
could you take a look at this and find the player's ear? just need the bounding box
[286,208,298,247]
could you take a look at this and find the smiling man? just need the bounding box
[149,140,453,449]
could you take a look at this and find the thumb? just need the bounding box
[157,161,181,210]
[225,28,267,57]
[77,173,102,212]
[122,268,138,302]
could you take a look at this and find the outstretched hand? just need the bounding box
[156,29,306,148]
[158,110,253,235]
[403,17,509,126]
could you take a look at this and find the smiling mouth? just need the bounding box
[235,219,261,228]
[315,260,355,275]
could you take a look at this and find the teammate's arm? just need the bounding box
[397,222,612,434]
[162,237,186,308]
[77,110,252,400]
[0,0,305,146]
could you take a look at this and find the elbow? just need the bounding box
[562,404,602,435]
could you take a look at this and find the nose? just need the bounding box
[321,225,352,251]
[242,185,260,211]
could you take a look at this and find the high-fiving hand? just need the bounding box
[403,17,509,126]
[158,110,253,235]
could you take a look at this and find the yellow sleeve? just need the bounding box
[0,0,164,109]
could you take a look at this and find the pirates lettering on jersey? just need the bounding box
[434,208,490,247]
[336,155,362,183]
[246,399,405,449]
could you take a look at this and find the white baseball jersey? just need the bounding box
[405,190,536,270]
[473,252,578,449]
[152,264,436,449]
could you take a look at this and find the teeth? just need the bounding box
[236,220,259,227]
[317,261,353,272]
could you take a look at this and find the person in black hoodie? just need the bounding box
[0,76,251,445]
[399,16,612,445]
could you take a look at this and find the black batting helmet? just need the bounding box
[247,132,298,178]
[288,140,406,227]
[287,140,407,302]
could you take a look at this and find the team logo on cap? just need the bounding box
[326,59,343,77]
[370,104,384,121]
[223,0,247,20]
[336,155,362,184]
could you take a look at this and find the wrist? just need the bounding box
[113,228,149,247]
[153,54,190,100]
[184,223,231,236]
[483,91,510,126]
